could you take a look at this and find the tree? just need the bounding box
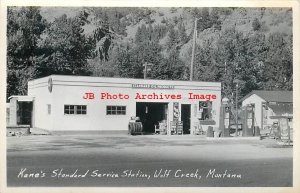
[87,55,118,77]
[244,32,268,90]
[262,32,293,90]
[194,37,218,82]
[210,8,222,30]
[166,25,178,50]
[103,12,110,32]
[114,43,142,78]
[135,24,147,44]
[116,24,164,79]
[252,18,261,31]
[213,27,251,99]
[178,22,188,43]
[37,13,93,76]
[7,7,47,97]
[197,8,211,31]
[150,49,185,80]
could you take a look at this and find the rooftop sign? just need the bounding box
[132,84,174,89]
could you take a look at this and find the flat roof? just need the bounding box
[28,75,222,88]
[8,96,34,101]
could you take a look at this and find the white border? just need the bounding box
[1,0,299,193]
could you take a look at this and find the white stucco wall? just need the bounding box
[242,94,265,128]
[28,78,54,130]
[27,75,221,131]
[241,94,292,129]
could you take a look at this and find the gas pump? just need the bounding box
[270,115,292,145]
[242,104,254,136]
[220,98,231,137]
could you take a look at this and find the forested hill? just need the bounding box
[7,7,292,101]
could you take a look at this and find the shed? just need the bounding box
[240,90,293,130]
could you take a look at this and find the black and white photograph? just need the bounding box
[1,0,299,191]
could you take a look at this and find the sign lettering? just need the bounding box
[132,84,174,89]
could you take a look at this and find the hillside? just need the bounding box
[7,7,293,100]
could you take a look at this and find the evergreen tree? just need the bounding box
[252,18,261,31]
[103,12,110,32]
[194,38,218,82]
[7,7,47,97]
[213,27,249,98]
[116,24,164,79]
[262,32,293,90]
[210,8,221,30]
[198,8,211,31]
[7,7,293,102]
[135,24,147,44]
[150,49,185,80]
[166,25,178,50]
[178,22,188,43]
[37,14,93,76]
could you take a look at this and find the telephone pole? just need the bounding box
[190,18,198,81]
[143,63,153,79]
[233,79,240,136]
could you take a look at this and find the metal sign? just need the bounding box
[48,78,53,93]
[173,102,179,120]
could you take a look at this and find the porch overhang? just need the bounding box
[8,95,34,102]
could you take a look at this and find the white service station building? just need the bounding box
[8,75,222,134]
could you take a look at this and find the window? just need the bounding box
[76,105,87,114]
[106,106,126,115]
[199,101,212,120]
[64,105,75,114]
[64,105,87,115]
[47,104,51,115]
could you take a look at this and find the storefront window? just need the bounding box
[199,101,212,120]
[64,105,87,115]
[106,106,126,115]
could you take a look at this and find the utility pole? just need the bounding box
[233,79,240,137]
[190,18,198,81]
[235,82,239,136]
[143,63,153,79]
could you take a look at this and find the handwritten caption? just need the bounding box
[17,168,241,180]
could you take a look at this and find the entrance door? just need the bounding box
[136,102,168,133]
[17,101,33,126]
[181,104,191,134]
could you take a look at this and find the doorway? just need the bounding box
[136,102,168,133]
[181,104,191,134]
[17,101,33,126]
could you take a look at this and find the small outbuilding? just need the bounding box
[240,90,293,130]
